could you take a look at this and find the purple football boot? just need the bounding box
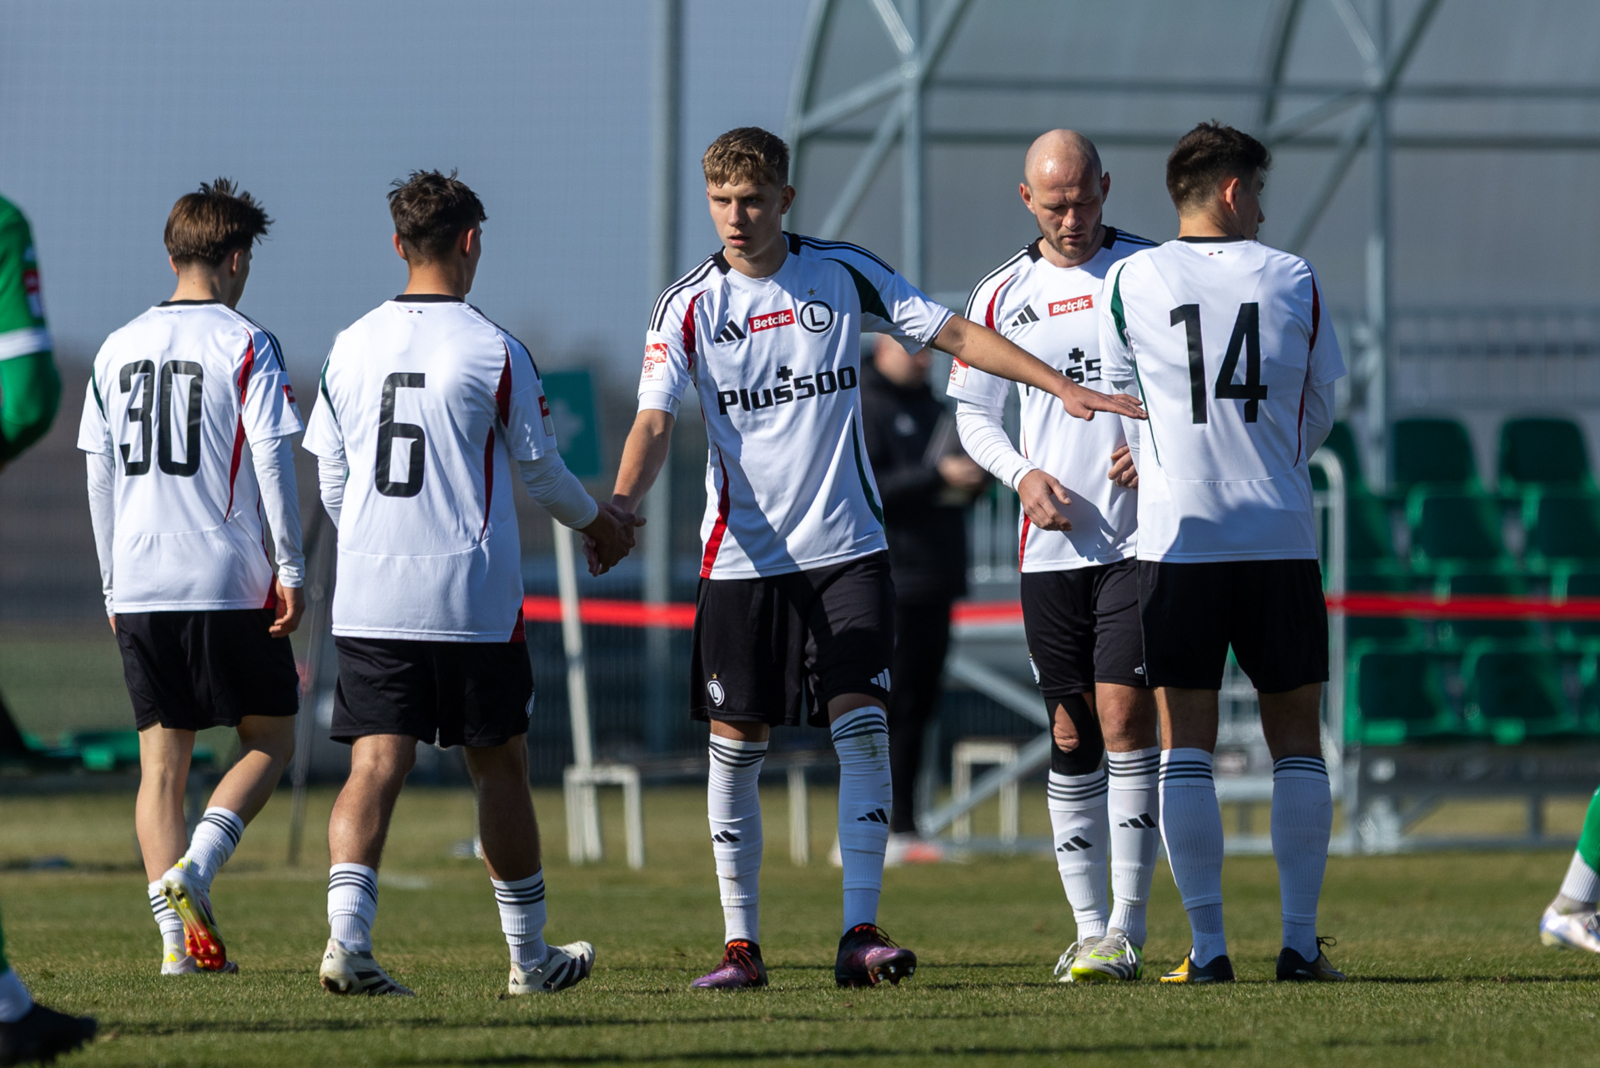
[690,940,768,989]
[835,923,917,987]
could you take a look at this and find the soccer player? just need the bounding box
[79,180,305,977]
[1099,123,1346,983]
[609,127,1145,990]
[304,171,637,998]
[0,192,96,1066]
[950,130,1160,983]
[1541,786,1600,952]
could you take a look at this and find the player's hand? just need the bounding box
[270,582,305,637]
[1056,379,1146,422]
[580,505,639,576]
[1017,469,1073,532]
[1108,445,1139,489]
[937,454,988,492]
[108,614,116,636]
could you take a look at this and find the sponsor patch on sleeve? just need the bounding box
[642,342,670,382]
[539,394,556,437]
[949,357,970,389]
[283,383,297,404]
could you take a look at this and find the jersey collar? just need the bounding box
[393,293,466,303]
[1177,235,1251,243]
[158,299,221,306]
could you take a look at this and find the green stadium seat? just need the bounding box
[1392,418,1479,495]
[1461,641,1579,744]
[1344,570,1425,644]
[1407,490,1507,570]
[1345,642,1462,744]
[1310,421,1366,494]
[1499,417,1593,492]
[1553,567,1600,648]
[1432,570,1536,647]
[1522,489,1600,568]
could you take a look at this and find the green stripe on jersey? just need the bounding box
[850,415,884,526]
[1109,268,1129,347]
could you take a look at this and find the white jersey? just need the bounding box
[639,234,953,579]
[949,228,1154,572]
[303,297,560,641]
[76,301,303,612]
[1099,237,1346,562]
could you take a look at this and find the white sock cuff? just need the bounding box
[709,737,769,769]
[1561,851,1600,906]
[1046,769,1108,809]
[329,863,378,898]
[199,806,245,842]
[490,870,546,899]
[1273,755,1329,783]
[1160,748,1214,785]
[830,706,889,743]
[1107,747,1161,782]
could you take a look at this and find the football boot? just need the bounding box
[835,924,916,987]
[318,938,413,996]
[1159,952,1235,983]
[507,941,595,995]
[1072,929,1144,982]
[161,949,236,976]
[0,1003,97,1067]
[1051,939,1092,983]
[1540,905,1600,954]
[691,940,768,990]
[160,860,228,972]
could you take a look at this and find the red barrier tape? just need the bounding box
[522,592,1600,629]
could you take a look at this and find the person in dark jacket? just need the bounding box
[862,334,987,863]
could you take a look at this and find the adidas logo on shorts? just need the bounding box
[869,669,891,691]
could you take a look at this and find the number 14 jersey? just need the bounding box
[1098,237,1345,563]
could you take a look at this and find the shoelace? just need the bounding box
[1092,933,1129,960]
[1315,935,1338,957]
[846,923,900,949]
[1052,940,1087,977]
[722,941,761,976]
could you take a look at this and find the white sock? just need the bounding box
[832,707,892,932]
[0,969,31,1024]
[1559,852,1600,908]
[1159,748,1228,966]
[183,807,244,890]
[1107,746,1161,946]
[492,871,549,970]
[1272,755,1333,959]
[148,880,184,956]
[708,736,767,944]
[328,863,378,953]
[1046,768,1109,942]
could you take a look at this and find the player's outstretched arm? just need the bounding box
[932,316,1146,423]
[610,408,674,516]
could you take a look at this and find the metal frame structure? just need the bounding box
[786,0,1600,486]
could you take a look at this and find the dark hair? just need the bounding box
[702,127,790,187]
[1165,122,1272,211]
[387,170,487,263]
[164,179,271,266]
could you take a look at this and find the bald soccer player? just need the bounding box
[950,131,1161,983]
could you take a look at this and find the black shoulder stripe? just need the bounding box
[1107,226,1156,248]
[233,310,288,372]
[650,257,719,331]
[795,235,894,273]
[966,246,1033,316]
[466,305,541,377]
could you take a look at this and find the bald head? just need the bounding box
[1018,130,1109,268]
[1023,129,1102,190]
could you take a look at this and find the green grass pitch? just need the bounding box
[2,785,1598,1067]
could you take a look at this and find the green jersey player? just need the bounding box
[0,193,96,1066]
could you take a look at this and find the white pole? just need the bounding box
[554,519,601,859]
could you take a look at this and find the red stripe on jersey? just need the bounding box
[483,350,512,536]
[1018,514,1032,569]
[984,274,1016,330]
[682,291,708,367]
[700,448,733,578]
[224,339,257,519]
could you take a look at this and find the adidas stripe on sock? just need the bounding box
[328,863,379,953]
[148,880,184,955]
[1047,769,1109,943]
[492,870,549,971]
[708,736,767,944]
[832,707,892,932]
[1272,755,1333,960]
[1107,747,1161,946]
[1159,748,1228,967]
[183,806,244,889]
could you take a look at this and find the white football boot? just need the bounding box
[506,942,595,996]
[1072,929,1144,982]
[1540,905,1600,953]
[161,948,238,975]
[319,938,414,996]
[1051,939,1094,983]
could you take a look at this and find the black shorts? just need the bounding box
[1137,559,1328,693]
[115,609,299,731]
[691,552,895,728]
[331,637,534,748]
[1021,559,1147,701]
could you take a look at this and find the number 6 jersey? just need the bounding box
[303,296,559,641]
[1098,237,1345,562]
[76,301,303,611]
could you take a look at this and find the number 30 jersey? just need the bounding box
[76,302,303,611]
[1099,237,1345,563]
[303,297,559,641]
[639,234,953,579]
